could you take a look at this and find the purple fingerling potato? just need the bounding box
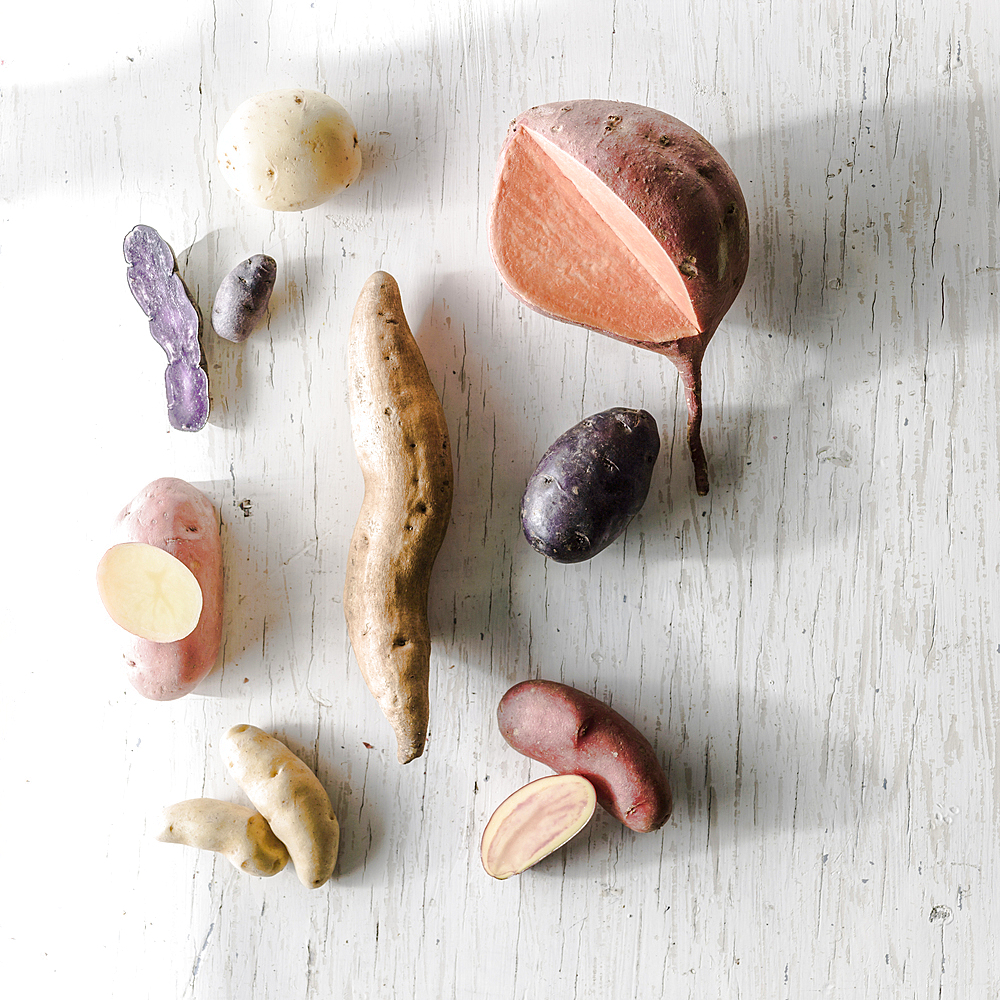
[211,254,277,343]
[123,225,209,431]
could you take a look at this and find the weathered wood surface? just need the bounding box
[2,1,998,996]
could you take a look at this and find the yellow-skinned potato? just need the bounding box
[344,271,454,763]
[221,725,339,889]
[155,798,290,877]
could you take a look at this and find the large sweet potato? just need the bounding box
[343,272,454,763]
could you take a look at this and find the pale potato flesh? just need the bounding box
[481,774,597,879]
[97,541,203,643]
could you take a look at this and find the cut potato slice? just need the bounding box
[481,773,597,880]
[97,541,204,643]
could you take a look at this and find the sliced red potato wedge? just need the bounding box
[481,773,597,880]
[97,541,204,643]
[489,100,750,494]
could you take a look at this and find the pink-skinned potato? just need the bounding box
[110,478,224,700]
[497,679,672,833]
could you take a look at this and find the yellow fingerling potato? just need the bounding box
[155,798,290,877]
[221,725,340,889]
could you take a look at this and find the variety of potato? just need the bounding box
[216,88,362,211]
[498,679,672,833]
[521,407,660,562]
[123,225,210,432]
[117,93,734,887]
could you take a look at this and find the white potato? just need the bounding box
[217,88,362,211]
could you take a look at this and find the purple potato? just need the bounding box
[211,254,277,343]
[520,407,660,563]
[123,225,208,431]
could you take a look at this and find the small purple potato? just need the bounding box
[521,407,659,563]
[123,225,209,431]
[212,255,277,343]
[497,679,672,833]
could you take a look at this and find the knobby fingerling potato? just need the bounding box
[521,407,660,563]
[489,100,750,494]
[221,724,340,889]
[344,271,454,764]
[498,679,672,833]
[156,798,290,877]
[102,478,224,701]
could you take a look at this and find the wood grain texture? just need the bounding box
[1,0,998,997]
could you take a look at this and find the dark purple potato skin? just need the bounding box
[498,679,673,832]
[212,254,277,343]
[123,225,208,432]
[520,407,659,563]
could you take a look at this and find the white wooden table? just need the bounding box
[3,1,998,996]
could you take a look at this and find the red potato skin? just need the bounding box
[111,478,224,700]
[497,679,672,833]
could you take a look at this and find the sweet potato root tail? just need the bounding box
[659,334,710,496]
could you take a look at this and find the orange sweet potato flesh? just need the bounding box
[489,100,750,494]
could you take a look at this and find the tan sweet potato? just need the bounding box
[106,478,224,701]
[343,272,454,764]
[497,679,672,833]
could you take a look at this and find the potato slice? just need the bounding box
[481,774,597,880]
[97,541,203,643]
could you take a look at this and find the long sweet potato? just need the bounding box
[343,272,454,763]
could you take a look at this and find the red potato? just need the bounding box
[497,679,672,833]
[489,100,750,494]
[106,478,224,700]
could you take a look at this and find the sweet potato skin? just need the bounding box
[111,478,224,700]
[344,272,454,763]
[497,679,672,833]
[490,100,750,346]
